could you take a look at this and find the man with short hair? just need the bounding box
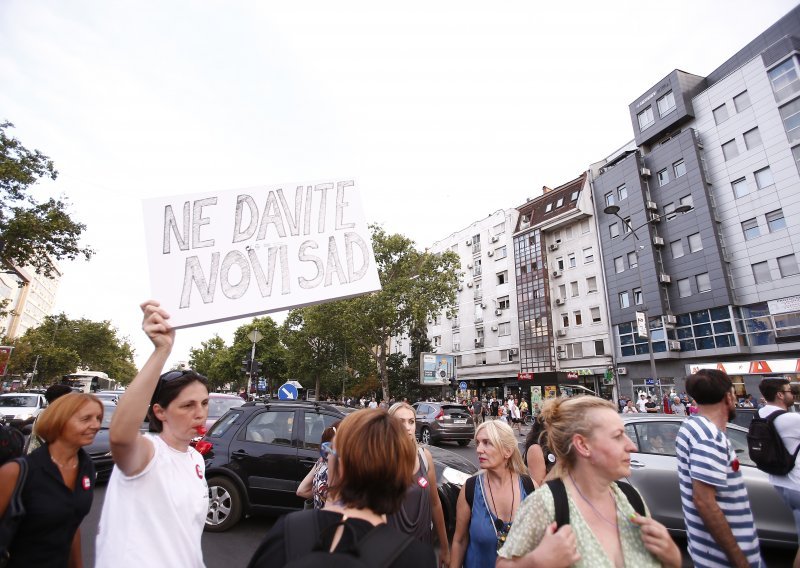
[758,378,800,568]
[676,369,761,568]
[672,396,687,416]
[470,396,483,427]
[636,393,648,413]
[644,395,658,413]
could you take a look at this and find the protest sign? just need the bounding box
[142,179,381,329]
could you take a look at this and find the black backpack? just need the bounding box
[546,478,645,527]
[747,409,800,475]
[282,509,415,568]
[0,424,24,466]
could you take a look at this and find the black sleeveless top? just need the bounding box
[8,445,95,568]
[386,447,433,543]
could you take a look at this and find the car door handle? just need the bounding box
[232,449,249,459]
[630,459,645,469]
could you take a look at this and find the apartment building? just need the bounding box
[0,262,61,339]
[514,174,615,402]
[592,5,800,401]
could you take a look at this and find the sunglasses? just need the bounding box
[151,369,196,404]
[320,441,337,460]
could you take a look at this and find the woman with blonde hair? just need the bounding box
[450,420,543,567]
[497,396,681,568]
[0,392,103,567]
[388,402,450,566]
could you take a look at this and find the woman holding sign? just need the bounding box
[95,301,210,568]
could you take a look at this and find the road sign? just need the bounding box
[459,381,467,391]
[278,382,298,400]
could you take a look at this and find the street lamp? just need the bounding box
[603,203,693,399]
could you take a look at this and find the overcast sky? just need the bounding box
[1,0,796,372]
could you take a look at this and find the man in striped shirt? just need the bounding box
[676,369,762,568]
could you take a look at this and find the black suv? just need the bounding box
[197,400,477,533]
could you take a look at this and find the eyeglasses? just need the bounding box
[320,441,337,459]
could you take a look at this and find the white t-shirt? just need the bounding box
[96,434,209,567]
[637,397,648,412]
[758,404,800,489]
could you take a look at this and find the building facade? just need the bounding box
[592,6,800,401]
[0,262,61,339]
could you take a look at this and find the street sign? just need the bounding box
[278,382,298,400]
[257,378,266,390]
[636,311,648,338]
[248,329,263,343]
[459,381,467,390]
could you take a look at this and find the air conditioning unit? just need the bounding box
[549,243,559,251]
[480,302,486,309]
[557,353,566,360]
[659,273,672,284]
[641,167,651,177]
[491,325,498,332]
[467,263,473,269]
[457,285,463,291]
[510,348,519,355]
[668,340,681,351]
[555,298,565,306]
[491,235,499,243]
[427,318,433,324]
[617,366,628,375]
[652,236,665,246]
[557,329,567,337]
[663,314,677,325]
[466,239,472,246]
[494,308,502,316]
[645,201,658,211]
[552,270,562,278]
[648,212,661,223]
[487,250,494,257]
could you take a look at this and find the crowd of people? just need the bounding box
[1,300,799,567]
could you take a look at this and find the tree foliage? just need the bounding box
[4,313,137,384]
[0,121,93,276]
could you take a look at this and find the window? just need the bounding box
[617,184,628,201]
[743,127,762,150]
[570,191,579,201]
[591,307,601,323]
[777,254,800,277]
[633,287,643,305]
[722,139,739,161]
[501,349,514,363]
[498,322,511,336]
[696,273,711,293]
[679,194,693,209]
[594,339,605,356]
[733,90,751,112]
[583,247,594,264]
[752,261,772,283]
[741,218,760,240]
[495,246,507,259]
[498,296,510,309]
[453,333,460,351]
[688,233,703,253]
[246,411,295,445]
[657,168,669,187]
[766,209,786,232]
[638,107,654,131]
[558,284,567,299]
[568,253,577,268]
[713,104,729,125]
[472,234,481,254]
[433,336,442,347]
[556,257,564,270]
[570,281,579,297]
[574,310,582,326]
[657,91,676,117]
[754,167,774,190]
[779,97,800,143]
[627,251,638,269]
[568,342,583,358]
[302,413,340,451]
[562,314,569,327]
[793,146,800,174]
[732,177,749,198]
[769,57,800,101]
[478,351,487,365]
[609,223,620,238]
[670,239,685,259]
[556,197,564,208]
[497,270,508,285]
[622,218,631,234]
[673,159,686,178]
[605,192,615,207]
[586,276,597,293]
[494,222,505,235]
[614,256,624,273]
[581,219,590,234]
[678,278,691,298]
[663,202,675,219]
[545,203,553,212]
[473,259,482,277]
[619,291,630,309]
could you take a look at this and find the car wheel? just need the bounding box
[421,427,432,445]
[457,439,469,447]
[205,476,243,532]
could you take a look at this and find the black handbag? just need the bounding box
[0,458,28,568]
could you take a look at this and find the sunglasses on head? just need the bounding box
[151,370,197,404]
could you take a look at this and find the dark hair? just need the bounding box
[147,370,209,432]
[685,369,732,404]
[46,384,73,403]
[321,420,341,445]
[759,378,790,403]
[524,415,547,454]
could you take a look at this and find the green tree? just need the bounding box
[188,335,233,391]
[0,122,93,277]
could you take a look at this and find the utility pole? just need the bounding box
[247,329,263,399]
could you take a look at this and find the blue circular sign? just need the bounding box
[278,383,298,400]
[459,381,467,390]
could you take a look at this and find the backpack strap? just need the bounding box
[354,523,415,567]
[417,446,428,477]
[614,481,645,517]
[520,474,535,496]
[284,509,321,560]
[465,474,477,509]
[546,478,570,528]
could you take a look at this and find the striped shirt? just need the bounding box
[676,415,762,567]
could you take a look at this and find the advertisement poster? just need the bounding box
[544,385,557,399]
[531,386,542,403]
[420,353,456,386]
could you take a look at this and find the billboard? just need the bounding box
[420,353,456,386]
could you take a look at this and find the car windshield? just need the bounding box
[0,395,38,407]
[208,397,244,418]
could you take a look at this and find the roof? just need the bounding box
[515,172,587,231]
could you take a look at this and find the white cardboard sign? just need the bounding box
[142,179,381,329]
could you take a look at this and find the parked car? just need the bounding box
[413,402,475,446]
[621,414,798,548]
[197,401,477,533]
[0,393,47,433]
[205,393,245,431]
[93,392,120,404]
[84,401,149,483]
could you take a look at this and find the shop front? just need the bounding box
[689,358,800,401]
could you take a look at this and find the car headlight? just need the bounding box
[441,467,471,486]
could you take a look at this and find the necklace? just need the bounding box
[568,472,617,529]
[50,454,78,469]
[486,471,515,525]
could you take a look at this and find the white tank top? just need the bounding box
[95,434,209,567]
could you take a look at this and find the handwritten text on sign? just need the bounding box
[143,180,381,329]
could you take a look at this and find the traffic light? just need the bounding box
[241,358,251,374]
[252,361,263,377]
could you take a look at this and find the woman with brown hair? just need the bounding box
[296,420,341,509]
[0,392,103,567]
[248,409,436,567]
[497,396,681,568]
